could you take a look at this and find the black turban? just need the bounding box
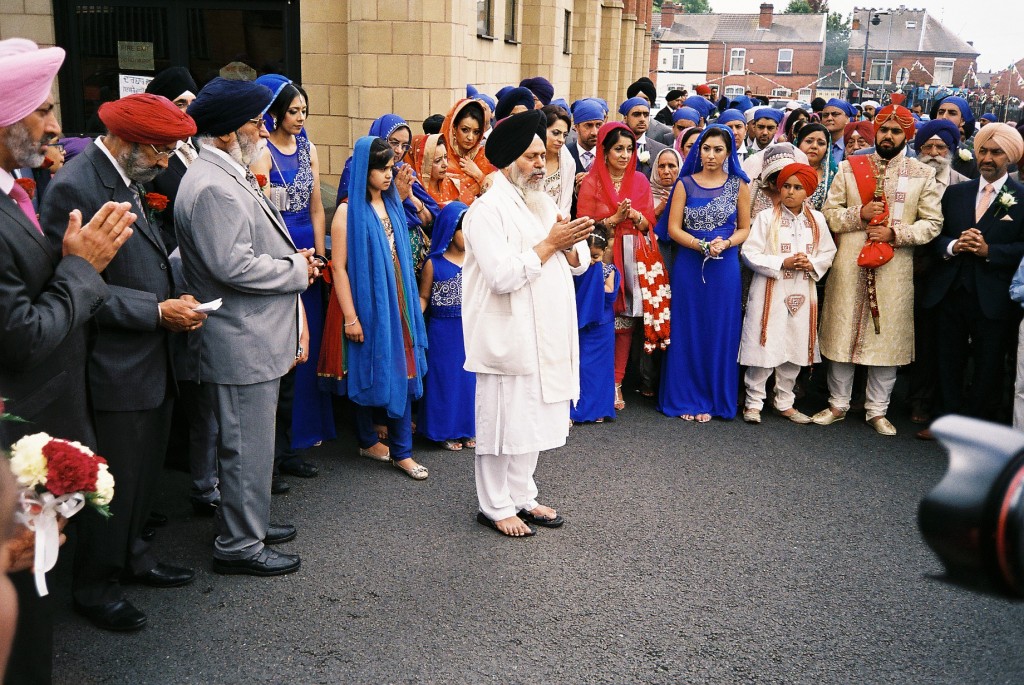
[485,109,546,169]
[626,77,657,104]
[145,66,197,101]
[187,77,273,137]
[665,89,684,102]
[519,76,553,106]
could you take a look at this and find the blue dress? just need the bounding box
[268,136,337,449]
[571,262,620,423]
[658,175,742,419]
[417,255,475,441]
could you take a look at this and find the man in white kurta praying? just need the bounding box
[739,163,836,424]
[462,109,595,537]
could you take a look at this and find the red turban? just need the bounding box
[776,162,819,195]
[696,84,712,96]
[98,93,197,146]
[889,93,906,107]
[873,105,915,139]
[843,120,874,148]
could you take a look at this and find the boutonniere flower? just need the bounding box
[638,150,650,165]
[996,187,1018,216]
[141,191,168,224]
[958,148,973,162]
[14,177,36,199]
[255,174,269,189]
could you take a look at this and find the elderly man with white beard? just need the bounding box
[462,109,594,537]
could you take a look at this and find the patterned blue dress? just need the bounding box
[657,175,742,419]
[268,136,337,448]
[417,254,475,442]
[571,262,620,423]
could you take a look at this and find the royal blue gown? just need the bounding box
[571,262,620,423]
[417,254,475,442]
[658,175,742,419]
[268,136,337,448]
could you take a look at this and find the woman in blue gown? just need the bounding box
[571,230,620,423]
[417,202,476,449]
[253,77,337,450]
[655,125,752,422]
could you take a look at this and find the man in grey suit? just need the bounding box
[41,93,203,632]
[176,77,317,576]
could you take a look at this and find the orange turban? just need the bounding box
[98,93,197,146]
[873,105,915,139]
[973,123,1024,166]
[776,162,819,195]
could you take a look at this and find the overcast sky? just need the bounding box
[707,1,1020,72]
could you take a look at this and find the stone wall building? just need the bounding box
[2,0,654,184]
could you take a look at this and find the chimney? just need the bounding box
[851,15,860,31]
[661,1,677,27]
[759,3,773,30]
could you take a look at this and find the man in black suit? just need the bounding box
[922,123,1024,432]
[40,93,204,632]
[0,37,136,685]
[566,98,605,218]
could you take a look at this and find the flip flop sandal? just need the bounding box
[477,512,536,537]
[518,509,565,528]
[442,440,463,451]
[462,437,477,448]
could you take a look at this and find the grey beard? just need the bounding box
[917,154,951,174]
[3,120,46,168]
[508,164,543,193]
[232,133,265,167]
[117,144,161,184]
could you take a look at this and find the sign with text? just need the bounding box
[118,74,153,99]
[117,41,155,71]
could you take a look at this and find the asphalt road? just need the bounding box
[49,384,1024,684]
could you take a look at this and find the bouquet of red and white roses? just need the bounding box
[7,433,115,595]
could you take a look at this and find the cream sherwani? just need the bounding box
[819,152,943,366]
[463,171,588,520]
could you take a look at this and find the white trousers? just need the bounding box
[827,361,898,419]
[1013,318,1024,430]
[475,451,540,521]
[744,362,802,412]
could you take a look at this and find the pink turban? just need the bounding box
[0,38,65,128]
[973,123,1024,166]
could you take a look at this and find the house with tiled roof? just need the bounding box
[847,6,979,100]
[652,2,826,104]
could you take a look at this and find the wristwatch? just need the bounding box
[295,346,304,359]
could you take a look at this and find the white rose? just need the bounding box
[8,432,51,489]
[958,148,973,162]
[93,462,115,506]
[639,150,651,164]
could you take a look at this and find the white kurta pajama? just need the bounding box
[740,204,837,411]
[462,171,589,521]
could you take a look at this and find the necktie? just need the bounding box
[581,149,594,170]
[976,184,994,222]
[8,181,41,234]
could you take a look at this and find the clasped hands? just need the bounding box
[547,215,595,253]
[298,248,320,284]
[610,199,646,231]
[952,228,989,258]
[782,253,814,273]
[159,294,207,333]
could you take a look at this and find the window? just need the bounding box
[477,0,493,37]
[671,48,685,71]
[771,88,791,97]
[905,20,917,29]
[730,48,746,74]
[933,58,955,86]
[777,48,793,75]
[504,0,517,42]
[563,10,571,54]
[869,59,892,83]
[798,88,813,101]
[724,85,744,97]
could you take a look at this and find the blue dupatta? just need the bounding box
[346,136,428,417]
[426,202,468,260]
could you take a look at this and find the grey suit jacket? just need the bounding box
[637,136,669,177]
[174,147,308,386]
[41,142,175,412]
[648,119,676,147]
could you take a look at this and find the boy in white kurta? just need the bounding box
[740,163,837,423]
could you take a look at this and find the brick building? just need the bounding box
[0,0,655,184]
[652,2,826,103]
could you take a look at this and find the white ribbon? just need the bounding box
[16,490,86,596]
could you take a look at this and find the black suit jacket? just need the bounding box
[0,187,107,444]
[40,143,175,412]
[149,139,199,253]
[923,176,1024,319]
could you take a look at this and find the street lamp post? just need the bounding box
[859,9,888,99]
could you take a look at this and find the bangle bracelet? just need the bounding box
[344,318,359,328]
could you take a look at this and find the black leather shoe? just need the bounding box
[74,599,147,632]
[191,498,220,517]
[265,523,297,544]
[271,477,290,495]
[279,458,318,478]
[141,526,156,541]
[128,563,195,588]
[146,511,168,527]
[212,547,300,576]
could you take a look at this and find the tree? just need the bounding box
[785,0,813,12]
[653,0,712,12]
[824,11,851,66]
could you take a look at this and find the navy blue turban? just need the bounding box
[187,77,274,137]
[495,86,536,121]
[520,76,554,106]
[914,118,960,152]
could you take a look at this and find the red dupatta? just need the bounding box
[440,99,497,205]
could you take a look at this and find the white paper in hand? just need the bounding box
[193,298,222,313]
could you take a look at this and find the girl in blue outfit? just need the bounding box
[319,137,430,480]
[571,229,620,424]
[417,202,476,450]
[655,125,751,422]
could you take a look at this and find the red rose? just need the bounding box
[15,177,36,200]
[255,174,268,188]
[42,439,99,496]
[144,192,169,212]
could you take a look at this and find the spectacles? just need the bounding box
[247,117,266,129]
[149,144,174,159]
[388,140,411,152]
[820,111,845,119]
